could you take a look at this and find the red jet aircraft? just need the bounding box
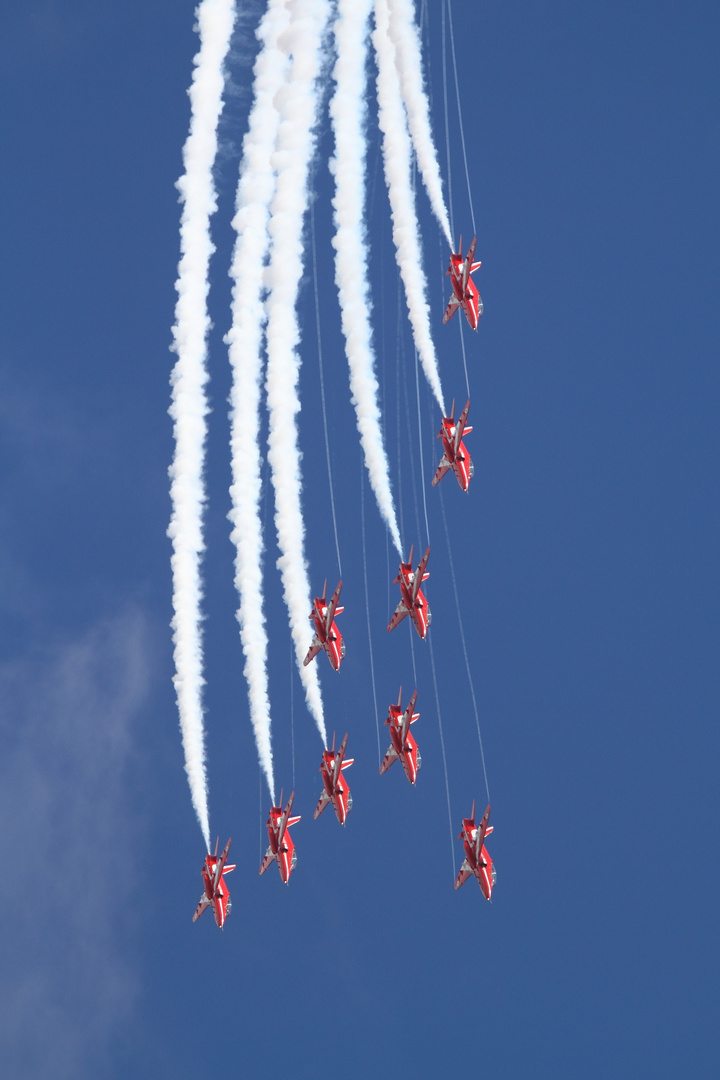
[304,579,345,672]
[443,235,483,331]
[314,732,354,825]
[379,687,422,784]
[192,837,236,928]
[259,792,301,884]
[432,398,474,492]
[454,802,496,900]
[387,546,431,639]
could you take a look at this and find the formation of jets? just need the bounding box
[193,235,497,925]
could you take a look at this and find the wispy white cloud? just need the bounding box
[0,611,152,1079]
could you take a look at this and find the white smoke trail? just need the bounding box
[168,0,236,852]
[330,0,403,558]
[387,0,452,245]
[226,0,293,805]
[265,0,331,747]
[373,0,445,412]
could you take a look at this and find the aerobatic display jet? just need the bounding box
[432,398,474,492]
[454,802,496,900]
[379,687,422,784]
[387,546,431,639]
[192,837,236,928]
[304,579,345,672]
[314,732,354,825]
[259,792,301,884]
[443,235,483,331]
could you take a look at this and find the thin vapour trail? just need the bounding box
[265,0,331,747]
[372,0,445,412]
[168,0,236,852]
[387,0,452,245]
[226,0,293,804]
[330,0,403,557]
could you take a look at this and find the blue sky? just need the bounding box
[1,1,719,1077]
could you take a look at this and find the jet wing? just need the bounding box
[462,237,477,292]
[213,838,232,891]
[379,745,398,774]
[193,895,210,922]
[432,457,450,487]
[412,548,431,601]
[303,637,322,666]
[387,601,408,632]
[313,790,330,819]
[475,804,492,861]
[443,295,460,324]
[259,846,275,876]
[332,733,349,785]
[276,791,296,848]
[325,581,343,635]
[454,860,472,890]
[400,690,418,743]
[455,400,471,454]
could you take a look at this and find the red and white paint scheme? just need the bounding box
[432,399,474,493]
[387,545,431,639]
[313,732,354,825]
[192,837,236,928]
[304,579,345,672]
[379,687,422,785]
[454,802,496,901]
[259,791,301,885]
[443,235,483,331]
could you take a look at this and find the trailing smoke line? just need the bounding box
[226,0,294,804]
[330,0,403,557]
[264,0,332,747]
[387,0,452,245]
[373,0,445,412]
[168,0,236,852]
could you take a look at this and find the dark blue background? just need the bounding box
[1,1,718,1076]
